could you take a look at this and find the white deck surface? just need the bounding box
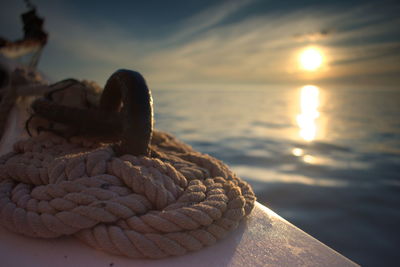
[0,203,358,267]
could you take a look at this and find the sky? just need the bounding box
[0,0,399,89]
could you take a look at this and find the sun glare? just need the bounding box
[299,48,323,71]
[296,85,320,141]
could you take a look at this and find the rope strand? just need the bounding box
[0,131,255,258]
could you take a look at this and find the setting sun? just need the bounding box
[299,48,323,71]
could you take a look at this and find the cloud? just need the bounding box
[169,0,256,43]
[3,0,399,87]
[294,29,335,42]
[139,6,400,87]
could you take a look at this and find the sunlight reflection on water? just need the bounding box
[233,165,348,187]
[293,85,322,165]
[296,85,320,142]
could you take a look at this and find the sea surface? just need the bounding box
[152,84,400,266]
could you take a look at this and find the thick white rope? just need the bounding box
[0,131,256,258]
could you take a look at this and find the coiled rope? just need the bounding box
[0,70,255,258]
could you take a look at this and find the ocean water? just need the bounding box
[152,84,400,266]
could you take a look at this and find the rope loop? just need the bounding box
[0,70,255,258]
[31,69,153,156]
